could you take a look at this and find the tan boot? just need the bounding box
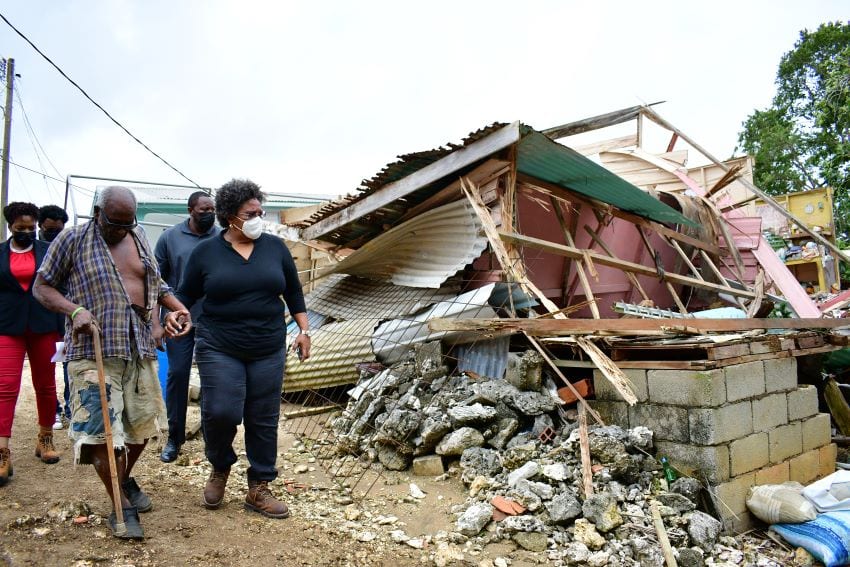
[0,447,12,486]
[35,432,60,464]
[245,480,290,519]
[203,468,230,509]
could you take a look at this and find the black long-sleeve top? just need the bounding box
[177,232,306,360]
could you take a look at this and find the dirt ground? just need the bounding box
[0,363,531,567]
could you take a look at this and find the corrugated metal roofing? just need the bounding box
[516,131,696,227]
[306,274,459,321]
[372,285,497,364]
[320,199,489,288]
[454,335,511,380]
[283,318,379,392]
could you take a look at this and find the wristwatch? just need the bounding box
[299,329,311,337]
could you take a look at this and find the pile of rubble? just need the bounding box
[330,342,793,566]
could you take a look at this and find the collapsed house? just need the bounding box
[277,105,849,538]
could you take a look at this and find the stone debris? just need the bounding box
[327,341,795,566]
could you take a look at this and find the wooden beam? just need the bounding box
[583,224,650,301]
[394,159,509,224]
[578,404,594,499]
[302,122,521,241]
[498,230,757,299]
[429,317,850,335]
[551,197,600,318]
[572,134,638,156]
[542,102,663,140]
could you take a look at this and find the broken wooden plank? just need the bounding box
[825,378,850,436]
[461,178,565,318]
[551,197,600,319]
[302,122,521,240]
[583,224,650,301]
[429,317,850,335]
[283,405,341,419]
[498,230,757,300]
[651,501,679,567]
[578,404,594,499]
[575,336,638,405]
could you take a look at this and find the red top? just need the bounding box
[10,248,36,292]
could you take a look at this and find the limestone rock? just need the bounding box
[499,515,545,533]
[512,531,548,552]
[687,510,722,552]
[546,491,582,525]
[572,518,606,550]
[436,428,484,456]
[448,403,498,428]
[456,503,493,536]
[581,493,623,533]
[507,461,540,487]
[542,463,569,482]
[460,447,502,484]
[655,492,696,514]
[485,418,519,450]
[509,390,556,415]
[677,547,706,567]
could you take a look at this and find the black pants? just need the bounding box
[164,328,196,445]
[195,336,285,482]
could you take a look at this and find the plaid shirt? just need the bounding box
[38,221,171,361]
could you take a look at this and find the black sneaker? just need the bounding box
[108,506,145,540]
[121,477,152,513]
[160,439,181,463]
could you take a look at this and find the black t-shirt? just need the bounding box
[177,232,306,359]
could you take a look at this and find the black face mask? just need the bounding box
[11,231,35,247]
[195,212,216,232]
[40,229,61,242]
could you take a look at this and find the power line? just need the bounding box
[0,12,202,188]
[15,80,64,179]
[8,157,94,196]
[14,86,62,203]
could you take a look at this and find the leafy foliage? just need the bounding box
[737,22,850,237]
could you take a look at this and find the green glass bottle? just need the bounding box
[660,456,677,483]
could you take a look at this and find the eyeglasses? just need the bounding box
[101,212,138,230]
[236,210,266,220]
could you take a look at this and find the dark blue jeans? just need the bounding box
[164,329,196,445]
[195,336,285,482]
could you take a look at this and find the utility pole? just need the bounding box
[0,58,13,241]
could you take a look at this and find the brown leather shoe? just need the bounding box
[35,432,60,464]
[0,447,12,486]
[245,480,290,519]
[203,468,230,509]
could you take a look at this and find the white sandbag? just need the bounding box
[803,470,850,513]
[747,482,817,524]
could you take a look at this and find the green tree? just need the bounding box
[737,22,850,237]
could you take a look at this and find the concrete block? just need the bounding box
[647,368,726,408]
[768,422,803,464]
[787,385,819,422]
[710,472,755,517]
[689,401,753,445]
[752,393,788,432]
[754,461,790,486]
[588,400,629,428]
[725,361,765,402]
[594,368,648,403]
[789,449,820,485]
[729,433,769,476]
[629,404,689,443]
[764,358,797,393]
[802,414,832,452]
[819,443,838,478]
[655,441,730,484]
[412,455,445,476]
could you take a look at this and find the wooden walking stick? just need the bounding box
[93,326,126,535]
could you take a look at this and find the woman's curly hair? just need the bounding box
[4,202,39,226]
[215,179,266,228]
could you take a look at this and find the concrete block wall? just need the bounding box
[591,356,836,532]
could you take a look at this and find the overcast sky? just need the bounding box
[1,1,848,217]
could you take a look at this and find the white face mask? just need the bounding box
[237,216,264,240]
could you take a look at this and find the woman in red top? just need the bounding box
[0,202,61,486]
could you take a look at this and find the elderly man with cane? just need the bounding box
[34,186,192,540]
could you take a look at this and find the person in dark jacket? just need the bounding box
[154,191,219,463]
[177,179,310,519]
[38,204,71,429]
[0,202,62,486]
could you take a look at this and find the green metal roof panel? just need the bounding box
[516,131,696,227]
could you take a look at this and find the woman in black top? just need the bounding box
[0,202,62,486]
[178,179,310,518]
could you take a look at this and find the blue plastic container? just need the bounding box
[156,347,169,402]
